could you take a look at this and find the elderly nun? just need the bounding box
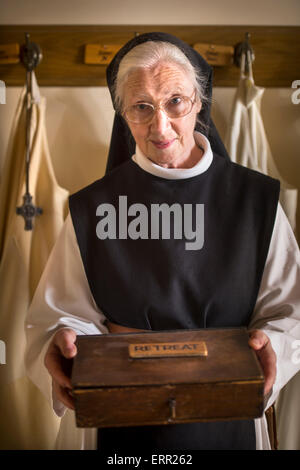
[25,32,300,451]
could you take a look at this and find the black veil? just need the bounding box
[105,32,229,173]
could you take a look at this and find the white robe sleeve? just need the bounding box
[249,202,300,405]
[248,203,300,449]
[25,213,109,418]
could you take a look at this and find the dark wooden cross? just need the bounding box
[16,193,43,231]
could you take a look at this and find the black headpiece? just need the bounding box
[105,32,229,173]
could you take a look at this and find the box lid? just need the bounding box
[71,327,264,389]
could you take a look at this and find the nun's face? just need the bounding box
[122,63,202,169]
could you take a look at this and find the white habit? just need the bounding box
[25,132,300,450]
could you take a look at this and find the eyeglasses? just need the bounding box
[123,93,197,124]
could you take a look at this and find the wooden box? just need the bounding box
[71,328,264,428]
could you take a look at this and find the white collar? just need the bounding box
[131,131,213,180]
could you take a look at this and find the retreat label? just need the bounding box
[129,341,208,358]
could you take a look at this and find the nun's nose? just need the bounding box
[150,108,171,133]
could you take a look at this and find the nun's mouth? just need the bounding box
[151,139,176,149]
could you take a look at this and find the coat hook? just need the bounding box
[233,32,255,73]
[20,33,43,71]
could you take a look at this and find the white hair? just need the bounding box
[114,41,209,116]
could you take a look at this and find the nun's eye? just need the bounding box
[136,103,152,111]
[165,96,192,118]
[125,103,154,123]
[169,96,182,105]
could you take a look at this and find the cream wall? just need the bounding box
[0,0,300,239]
[0,0,300,25]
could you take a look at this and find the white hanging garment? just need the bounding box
[225,51,298,232]
[0,74,69,449]
[225,52,300,450]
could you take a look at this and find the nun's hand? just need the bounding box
[44,328,77,410]
[248,329,277,397]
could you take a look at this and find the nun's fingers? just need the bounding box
[44,328,77,390]
[52,378,75,410]
[248,329,277,396]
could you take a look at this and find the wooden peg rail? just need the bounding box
[0,25,299,87]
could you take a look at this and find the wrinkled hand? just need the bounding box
[44,328,77,410]
[248,329,277,397]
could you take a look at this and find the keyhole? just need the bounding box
[168,398,176,421]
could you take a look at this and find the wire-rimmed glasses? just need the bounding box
[123,93,197,124]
